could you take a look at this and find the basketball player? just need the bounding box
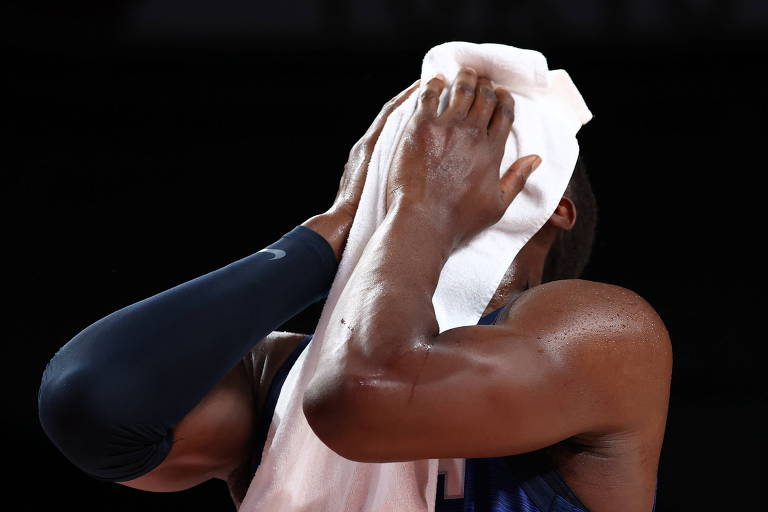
[38,69,671,512]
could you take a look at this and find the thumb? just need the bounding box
[499,155,542,207]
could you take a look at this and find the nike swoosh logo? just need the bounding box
[257,248,286,260]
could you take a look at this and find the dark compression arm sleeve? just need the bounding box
[37,225,337,482]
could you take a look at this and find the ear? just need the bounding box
[546,196,577,231]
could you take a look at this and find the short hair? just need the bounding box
[540,154,598,283]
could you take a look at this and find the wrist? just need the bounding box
[301,209,353,263]
[387,199,457,260]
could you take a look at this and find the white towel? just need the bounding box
[239,41,592,512]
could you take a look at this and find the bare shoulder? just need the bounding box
[504,279,672,425]
[509,278,671,351]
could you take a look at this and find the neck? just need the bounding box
[482,275,530,316]
[482,228,554,316]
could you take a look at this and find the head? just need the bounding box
[540,153,599,284]
[487,154,598,309]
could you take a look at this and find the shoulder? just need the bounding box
[508,278,670,348]
[503,279,672,424]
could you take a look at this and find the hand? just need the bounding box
[386,67,542,251]
[302,79,421,262]
[329,79,421,220]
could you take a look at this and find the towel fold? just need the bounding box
[240,41,592,512]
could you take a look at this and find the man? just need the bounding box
[38,69,671,512]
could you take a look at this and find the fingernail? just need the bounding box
[525,156,542,176]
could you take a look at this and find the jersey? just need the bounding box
[245,305,659,512]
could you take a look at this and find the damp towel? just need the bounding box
[239,41,593,512]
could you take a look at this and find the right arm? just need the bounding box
[37,221,338,483]
[37,79,420,489]
[118,331,309,496]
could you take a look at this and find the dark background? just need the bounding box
[9,1,766,510]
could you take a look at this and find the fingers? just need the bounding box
[488,88,515,146]
[466,77,497,128]
[441,67,478,119]
[414,75,447,120]
[388,79,422,111]
[499,155,542,207]
[369,79,421,133]
[414,68,515,148]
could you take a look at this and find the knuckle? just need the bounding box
[480,86,496,101]
[420,88,438,102]
[456,81,475,96]
[428,76,445,87]
[496,89,514,105]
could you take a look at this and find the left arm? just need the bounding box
[303,70,672,463]
[37,80,421,484]
[303,203,667,463]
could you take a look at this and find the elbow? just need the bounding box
[38,321,123,469]
[38,351,142,482]
[38,360,172,482]
[38,324,174,482]
[39,347,91,438]
[38,360,103,470]
[302,369,390,463]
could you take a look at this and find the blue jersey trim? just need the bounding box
[248,333,313,477]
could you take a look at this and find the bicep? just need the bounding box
[308,280,667,463]
[404,327,596,458]
[322,324,593,463]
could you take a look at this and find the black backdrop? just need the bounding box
[9,1,766,510]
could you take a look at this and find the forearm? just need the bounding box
[38,217,338,482]
[322,201,452,374]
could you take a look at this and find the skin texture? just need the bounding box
[301,79,422,262]
[302,70,672,512]
[118,73,672,512]
[116,81,422,506]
